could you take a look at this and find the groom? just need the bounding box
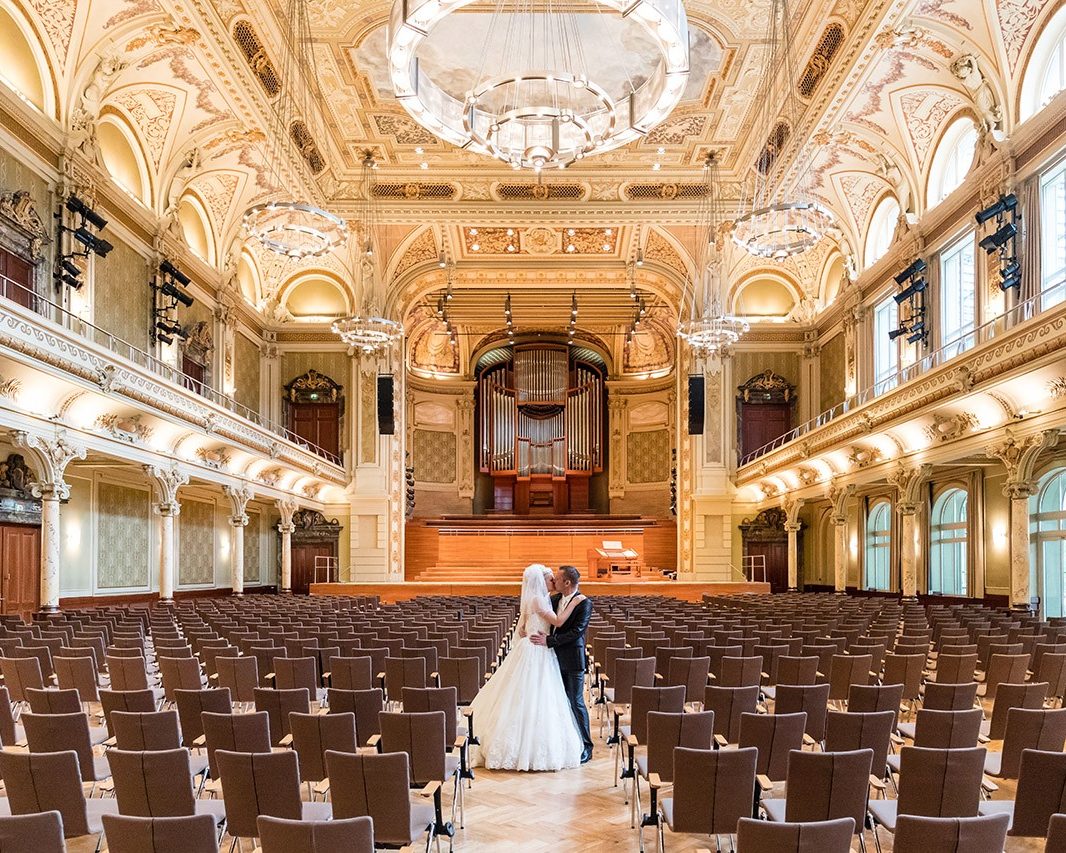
[531,564,594,764]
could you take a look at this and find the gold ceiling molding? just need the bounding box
[373,182,457,201]
[492,183,589,202]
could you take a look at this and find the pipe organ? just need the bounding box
[478,343,605,514]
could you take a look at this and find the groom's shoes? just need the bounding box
[580,749,593,764]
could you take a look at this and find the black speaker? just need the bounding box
[687,375,705,435]
[377,375,395,435]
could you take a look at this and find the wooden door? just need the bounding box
[182,355,206,395]
[0,248,34,309]
[739,402,791,459]
[0,524,39,618]
[289,403,340,457]
[291,543,335,594]
[745,541,788,593]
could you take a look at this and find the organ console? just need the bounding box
[478,342,605,514]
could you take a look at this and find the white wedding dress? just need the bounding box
[469,566,584,771]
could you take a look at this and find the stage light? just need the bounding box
[156,332,174,346]
[60,259,81,278]
[975,193,1018,225]
[56,272,81,289]
[979,221,1017,253]
[71,227,113,257]
[999,259,1021,291]
[161,281,194,307]
[159,259,192,286]
[894,258,927,285]
[894,277,927,304]
[65,195,107,230]
[888,327,908,341]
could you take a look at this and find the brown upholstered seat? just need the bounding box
[200,710,272,779]
[704,684,759,745]
[738,711,807,783]
[106,747,226,829]
[379,709,465,828]
[892,813,1009,853]
[288,710,358,788]
[760,748,873,836]
[254,686,311,746]
[984,707,1066,778]
[867,746,986,833]
[174,687,232,747]
[21,711,111,783]
[631,711,714,827]
[101,813,220,853]
[0,811,65,853]
[774,683,830,741]
[257,815,374,853]
[736,816,855,852]
[327,655,373,691]
[215,655,258,704]
[824,709,894,781]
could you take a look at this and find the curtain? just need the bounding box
[1019,172,1042,316]
[925,250,940,360]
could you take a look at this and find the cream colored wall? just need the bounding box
[983,467,1011,597]
[280,351,350,388]
[234,330,261,413]
[59,475,93,596]
[94,238,152,351]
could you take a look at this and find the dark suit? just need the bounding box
[548,592,593,755]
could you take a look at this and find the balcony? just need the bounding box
[736,292,1066,485]
[0,274,346,482]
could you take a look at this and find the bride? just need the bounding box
[469,564,586,771]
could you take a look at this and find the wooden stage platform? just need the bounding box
[405,515,677,582]
[311,581,769,604]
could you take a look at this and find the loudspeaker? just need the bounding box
[377,375,395,435]
[687,375,705,435]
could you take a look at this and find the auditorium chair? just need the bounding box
[215,655,259,707]
[325,750,441,852]
[99,688,157,738]
[326,654,373,691]
[603,656,656,743]
[174,687,232,747]
[257,815,374,853]
[284,711,357,799]
[0,656,46,707]
[384,656,429,704]
[271,656,321,703]
[619,685,686,794]
[102,812,221,853]
[105,748,227,832]
[978,653,1030,701]
[735,816,855,852]
[705,684,759,746]
[892,814,1009,853]
[823,711,894,785]
[0,749,118,842]
[21,711,112,788]
[157,654,205,702]
[705,644,743,682]
[53,654,102,706]
[774,683,830,742]
[0,811,65,853]
[198,710,272,786]
[630,710,714,828]
[738,711,807,785]
[984,707,1066,779]
[664,655,710,707]
[983,681,1049,739]
[717,655,763,689]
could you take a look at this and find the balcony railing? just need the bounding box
[738,291,1048,467]
[0,275,342,466]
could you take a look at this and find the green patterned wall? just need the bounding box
[234,331,261,413]
[627,429,671,483]
[819,332,846,414]
[179,498,214,586]
[281,351,349,390]
[0,146,50,221]
[413,429,456,483]
[94,238,151,350]
[96,481,150,589]
[733,350,802,392]
[243,509,261,583]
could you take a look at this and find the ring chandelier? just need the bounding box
[387,0,690,171]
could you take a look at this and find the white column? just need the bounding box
[223,486,253,596]
[833,516,848,593]
[1008,485,1036,611]
[899,504,919,600]
[277,498,298,593]
[16,431,85,611]
[785,521,802,591]
[145,464,188,604]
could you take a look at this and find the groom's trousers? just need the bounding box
[561,670,594,754]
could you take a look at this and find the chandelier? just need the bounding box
[242,0,347,259]
[731,0,833,260]
[331,153,404,353]
[387,0,690,171]
[678,153,749,355]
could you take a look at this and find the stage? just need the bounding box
[405,515,677,582]
[310,580,769,604]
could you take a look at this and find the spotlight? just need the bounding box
[894,258,927,285]
[161,281,194,307]
[975,193,1018,225]
[159,259,192,287]
[56,272,82,289]
[71,227,113,258]
[999,260,1021,291]
[635,248,644,267]
[60,259,81,278]
[156,332,174,346]
[438,251,447,268]
[979,221,1017,253]
[65,195,107,230]
[906,323,926,345]
[894,277,927,304]
[888,327,908,341]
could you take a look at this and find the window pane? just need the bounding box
[1043,163,1066,308]
[873,297,898,392]
[940,234,976,356]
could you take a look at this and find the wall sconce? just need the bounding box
[992,523,1008,549]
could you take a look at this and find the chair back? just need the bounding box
[1037,653,1066,700]
[215,749,303,839]
[402,686,460,740]
[628,686,686,744]
[934,653,977,684]
[107,655,150,692]
[999,708,1066,779]
[735,817,855,852]
[216,656,258,703]
[824,710,894,775]
[0,749,91,837]
[384,656,427,700]
[0,656,43,701]
[326,750,418,847]
[380,710,448,785]
[112,710,182,751]
[106,748,196,816]
[174,687,232,746]
[644,710,714,781]
[438,656,481,704]
[738,711,806,781]
[101,813,220,853]
[158,656,202,701]
[327,687,384,742]
[610,656,656,704]
[912,708,983,749]
[703,684,758,743]
[987,681,1048,740]
[775,655,819,686]
[274,656,318,694]
[200,710,272,778]
[783,748,872,831]
[1009,748,1066,837]
[254,687,311,746]
[882,653,924,702]
[669,747,757,835]
[21,712,96,782]
[289,711,357,783]
[921,681,978,712]
[893,814,1009,853]
[54,655,100,702]
[983,654,1030,701]
[257,815,374,853]
[329,656,373,692]
[774,683,830,740]
[718,655,763,688]
[828,654,873,700]
[0,686,15,746]
[0,811,65,853]
[26,687,81,714]
[896,746,986,817]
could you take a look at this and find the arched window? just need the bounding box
[1021,6,1066,121]
[865,499,892,591]
[1031,469,1066,617]
[927,117,978,208]
[930,487,968,596]
[97,114,152,206]
[864,195,900,269]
